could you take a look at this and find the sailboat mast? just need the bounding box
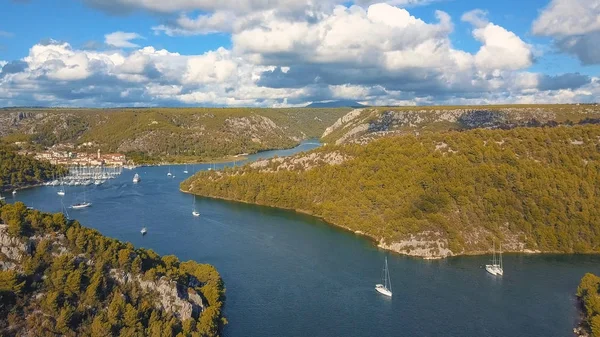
[499,243,503,269]
[387,257,392,291]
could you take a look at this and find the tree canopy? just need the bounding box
[0,202,225,337]
[183,125,600,256]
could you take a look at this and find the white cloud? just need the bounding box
[468,19,534,71]
[104,31,144,48]
[533,0,600,37]
[461,9,488,28]
[0,3,596,107]
[0,31,14,38]
[153,11,236,36]
[532,0,600,65]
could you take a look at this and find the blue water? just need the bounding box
[5,139,598,337]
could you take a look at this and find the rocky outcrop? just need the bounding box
[378,232,453,259]
[250,151,352,172]
[110,269,205,321]
[0,224,33,271]
[322,109,365,138]
[323,106,600,145]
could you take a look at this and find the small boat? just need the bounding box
[184,164,189,174]
[485,241,503,276]
[133,173,140,184]
[12,190,17,196]
[71,190,91,209]
[192,195,200,216]
[375,257,393,297]
[141,227,147,235]
[167,167,172,177]
[71,202,92,209]
[57,179,66,196]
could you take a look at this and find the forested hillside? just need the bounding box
[0,202,225,336]
[576,273,600,336]
[0,144,67,192]
[183,125,600,258]
[0,108,349,163]
[322,104,600,145]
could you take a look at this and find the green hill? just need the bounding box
[576,273,600,336]
[0,108,350,164]
[0,143,67,192]
[182,124,600,258]
[0,202,225,336]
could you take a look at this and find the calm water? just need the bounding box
[6,140,598,337]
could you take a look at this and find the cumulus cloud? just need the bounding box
[153,11,236,36]
[533,0,600,65]
[104,31,144,48]
[0,3,598,107]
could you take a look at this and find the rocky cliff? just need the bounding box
[322,105,600,145]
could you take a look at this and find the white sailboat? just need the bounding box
[57,178,65,196]
[133,173,140,184]
[12,190,17,196]
[184,164,189,174]
[167,167,172,177]
[485,241,503,276]
[375,257,393,297]
[192,195,200,217]
[141,227,147,235]
[71,190,91,209]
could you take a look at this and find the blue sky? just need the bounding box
[0,0,599,107]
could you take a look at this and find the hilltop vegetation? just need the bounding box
[576,273,600,336]
[0,202,225,337]
[0,108,349,163]
[322,104,600,145]
[0,143,67,192]
[182,124,600,258]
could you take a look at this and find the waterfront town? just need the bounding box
[18,147,127,167]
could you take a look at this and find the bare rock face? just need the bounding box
[324,106,600,145]
[378,231,453,259]
[110,269,205,321]
[249,151,352,172]
[457,110,507,129]
[0,225,29,270]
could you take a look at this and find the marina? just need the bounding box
[44,166,123,187]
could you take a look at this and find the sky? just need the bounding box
[0,0,599,107]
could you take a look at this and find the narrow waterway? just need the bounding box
[6,139,597,337]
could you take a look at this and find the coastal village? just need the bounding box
[18,147,128,167]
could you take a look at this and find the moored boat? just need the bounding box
[375,257,393,297]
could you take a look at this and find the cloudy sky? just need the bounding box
[1,0,599,107]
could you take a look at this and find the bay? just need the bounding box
[6,139,598,337]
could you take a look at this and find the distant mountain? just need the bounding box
[306,100,366,108]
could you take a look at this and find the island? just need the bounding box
[0,201,225,336]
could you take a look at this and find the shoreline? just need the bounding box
[1,182,45,194]
[137,154,250,168]
[180,188,579,260]
[130,139,321,167]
